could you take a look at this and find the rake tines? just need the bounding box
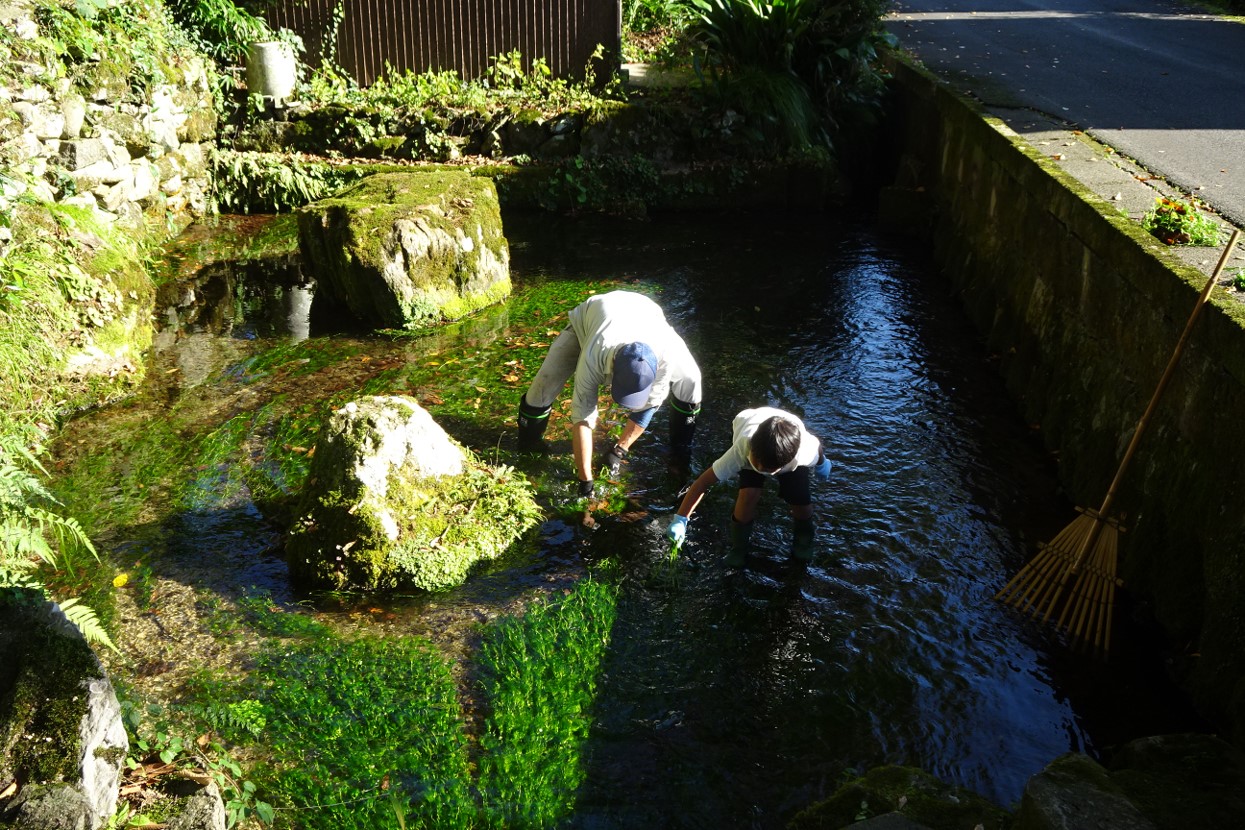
[995,508,1124,654]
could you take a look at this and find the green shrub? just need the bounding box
[164,0,272,65]
[211,150,366,213]
[685,0,893,151]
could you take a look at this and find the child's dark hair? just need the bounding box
[752,416,800,471]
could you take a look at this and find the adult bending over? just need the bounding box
[517,290,702,496]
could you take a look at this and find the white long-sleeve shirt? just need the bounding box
[711,407,821,481]
[567,291,701,429]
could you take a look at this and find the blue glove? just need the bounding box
[667,515,689,545]
[813,456,832,479]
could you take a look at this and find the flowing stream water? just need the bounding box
[52,212,1203,827]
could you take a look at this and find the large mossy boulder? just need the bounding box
[286,396,541,591]
[1013,735,1245,830]
[788,765,1010,830]
[0,594,128,829]
[297,171,510,330]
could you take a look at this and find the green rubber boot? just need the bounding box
[726,518,753,567]
[792,518,815,562]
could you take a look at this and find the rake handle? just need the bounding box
[1072,228,1240,572]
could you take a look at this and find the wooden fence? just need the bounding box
[263,0,621,87]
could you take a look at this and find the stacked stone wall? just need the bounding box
[0,0,216,229]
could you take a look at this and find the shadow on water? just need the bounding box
[53,211,1206,827]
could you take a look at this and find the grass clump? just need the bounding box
[1142,196,1222,246]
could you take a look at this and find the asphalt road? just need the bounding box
[885,0,1245,228]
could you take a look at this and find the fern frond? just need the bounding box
[0,565,47,591]
[0,519,58,565]
[57,597,120,653]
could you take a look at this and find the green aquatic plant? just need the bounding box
[181,411,254,511]
[184,575,621,829]
[256,632,475,830]
[477,578,619,827]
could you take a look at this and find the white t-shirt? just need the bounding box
[567,291,701,428]
[711,407,821,481]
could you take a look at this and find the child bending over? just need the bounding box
[667,407,831,566]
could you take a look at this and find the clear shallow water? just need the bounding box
[58,212,1201,826]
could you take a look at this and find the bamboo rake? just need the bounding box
[997,229,1241,654]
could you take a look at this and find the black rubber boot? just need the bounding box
[727,517,754,567]
[517,395,551,452]
[792,518,815,561]
[668,397,700,462]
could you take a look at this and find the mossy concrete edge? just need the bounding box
[882,52,1245,745]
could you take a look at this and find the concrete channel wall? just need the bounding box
[879,56,1245,744]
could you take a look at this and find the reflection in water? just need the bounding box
[70,213,1201,827]
[285,283,313,341]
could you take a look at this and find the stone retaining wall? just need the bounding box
[0,0,215,228]
[881,55,1245,745]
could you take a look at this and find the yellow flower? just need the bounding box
[112,573,129,588]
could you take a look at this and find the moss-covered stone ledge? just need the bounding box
[212,151,845,217]
[220,91,847,215]
[881,54,1245,744]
